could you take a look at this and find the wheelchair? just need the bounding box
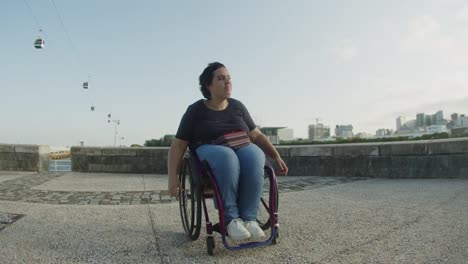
[178,150,279,255]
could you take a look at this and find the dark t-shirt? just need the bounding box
[175,98,256,150]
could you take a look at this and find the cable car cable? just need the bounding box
[23,0,47,49]
[50,0,97,112]
[50,0,85,71]
[22,0,46,36]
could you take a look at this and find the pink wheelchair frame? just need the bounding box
[178,151,279,255]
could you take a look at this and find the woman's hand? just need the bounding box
[249,128,289,176]
[168,174,179,198]
[167,139,188,198]
[275,156,288,175]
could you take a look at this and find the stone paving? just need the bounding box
[0,171,466,263]
[0,212,24,232]
[0,172,367,205]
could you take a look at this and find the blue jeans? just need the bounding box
[196,143,265,224]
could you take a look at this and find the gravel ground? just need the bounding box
[0,172,466,263]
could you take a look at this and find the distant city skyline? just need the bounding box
[298,109,467,140]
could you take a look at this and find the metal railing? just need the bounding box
[48,159,71,172]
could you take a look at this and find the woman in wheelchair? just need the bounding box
[167,62,288,242]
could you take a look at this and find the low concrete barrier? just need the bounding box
[278,138,468,178]
[0,144,50,172]
[70,138,468,178]
[71,147,168,174]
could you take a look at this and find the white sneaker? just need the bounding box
[245,221,266,239]
[227,218,251,241]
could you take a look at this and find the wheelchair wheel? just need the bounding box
[256,167,279,230]
[179,156,202,240]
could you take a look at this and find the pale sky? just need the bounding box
[1,0,468,147]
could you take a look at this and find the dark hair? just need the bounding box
[199,62,225,99]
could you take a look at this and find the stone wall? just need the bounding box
[70,138,468,178]
[71,147,168,173]
[277,138,468,178]
[0,144,50,172]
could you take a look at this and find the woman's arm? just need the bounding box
[167,138,189,197]
[249,128,288,175]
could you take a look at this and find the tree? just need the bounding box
[144,134,176,147]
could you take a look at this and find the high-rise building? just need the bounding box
[308,124,330,140]
[435,110,443,122]
[451,113,459,121]
[396,116,406,130]
[259,127,293,144]
[455,116,468,128]
[425,115,433,126]
[416,113,425,127]
[430,111,445,125]
[277,128,294,141]
[376,128,393,137]
[335,125,353,138]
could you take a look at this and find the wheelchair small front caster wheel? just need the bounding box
[207,236,215,255]
[272,230,279,244]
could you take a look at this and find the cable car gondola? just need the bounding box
[34,38,45,49]
[83,82,88,89]
[90,106,95,111]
